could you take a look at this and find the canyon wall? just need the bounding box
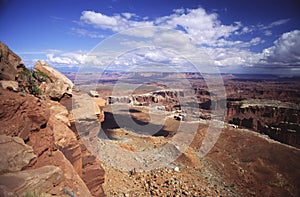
[227,100,300,148]
[106,87,300,148]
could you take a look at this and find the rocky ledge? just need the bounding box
[0,42,105,196]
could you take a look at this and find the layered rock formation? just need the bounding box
[0,42,105,196]
[0,165,64,197]
[0,88,106,196]
[108,90,184,112]
[0,135,36,174]
[227,99,300,148]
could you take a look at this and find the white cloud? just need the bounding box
[260,19,290,30]
[71,28,105,38]
[80,10,153,32]
[80,8,245,47]
[212,37,264,48]
[80,11,119,30]
[121,12,137,19]
[155,8,241,46]
[46,54,79,65]
[66,9,298,73]
[206,47,263,67]
[264,30,272,36]
[120,27,157,38]
[43,30,299,72]
[260,30,300,65]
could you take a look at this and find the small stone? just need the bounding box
[174,166,180,172]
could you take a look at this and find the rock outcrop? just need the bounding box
[0,80,19,91]
[0,91,50,140]
[0,135,36,174]
[227,100,300,148]
[0,165,64,197]
[0,42,22,81]
[0,42,106,196]
[0,88,105,196]
[34,60,74,100]
[108,90,183,112]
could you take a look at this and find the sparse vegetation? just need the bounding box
[31,85,42,96]
[25,192,40,197]
[19,68,45,96]
[34,70,50,82]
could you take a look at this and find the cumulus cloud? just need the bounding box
[260,30,300,66]
[80,8,247,47]
[155,8,241,46]
[206,47,263,67]
[44,29,299,72]
[46,54,79,65]
[79,8,276,50]
[80,10,153,32]
[57,8,297,73]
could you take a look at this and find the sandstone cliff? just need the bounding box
[0,42,105,196]
[0,88,105,196]
[227,99,300,148]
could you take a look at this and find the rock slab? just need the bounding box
[34,60,74,100]
[0,135,36,174]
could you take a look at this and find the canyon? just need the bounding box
[0,41,300,196]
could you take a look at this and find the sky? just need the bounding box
[0,0,300,74]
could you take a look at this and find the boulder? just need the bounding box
[72,92,106,122]
[0,165,64,196]
[0,185,17,197]
[0,42,21,80]
[0,80,18,91]
[34,60,74,100]
[0,135,36,174]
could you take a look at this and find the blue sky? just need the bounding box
[0,0,299,74]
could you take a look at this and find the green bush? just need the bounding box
[31,85,42,96]
[20,68,32,82]
[19,68,43,96]
[34,70,49,82]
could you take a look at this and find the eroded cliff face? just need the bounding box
[0,41,105,196]
[108,90,184,112]
[227,100,300,148]
[0,88,106,196]
[106,86,300,148]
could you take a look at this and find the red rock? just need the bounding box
[0,89,49,140]
[0,165,65,197]
[34,60,74,100]
[0,42,21,81]
[0,135,36,174]
[0,88,106,196]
